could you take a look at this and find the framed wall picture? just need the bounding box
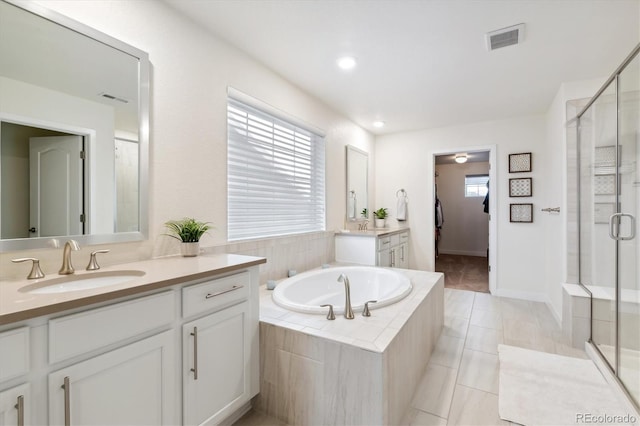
[510,203,533,223]
[509,178,532,197]
[509,152,532,173]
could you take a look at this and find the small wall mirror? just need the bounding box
[346,145,368,220]
[0,0,149,251]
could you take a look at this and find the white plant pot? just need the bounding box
[375,218,386,228]
[181,242,200,257]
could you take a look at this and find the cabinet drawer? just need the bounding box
[377,236,391,251]
[49,291,175,363]
[390,233,400,247]
[0,327,29,382]
[182,272,250,318]
[399,231,410,242]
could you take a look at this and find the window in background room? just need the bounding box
[227,97,326,241]
[465,174,489,197]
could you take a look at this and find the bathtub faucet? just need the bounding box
[337,274,355,319]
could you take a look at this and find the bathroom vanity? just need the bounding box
[0,254,265,425]
[335,228,410,268]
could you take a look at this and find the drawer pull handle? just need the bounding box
[15,395,24,426]
[382,241,390,245]
[205,285,244,299]
[190,327,198,380]
[61,376,70,426]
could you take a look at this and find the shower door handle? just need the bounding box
[609,213,636,241]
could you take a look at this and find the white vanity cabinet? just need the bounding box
[0,383,30,425]
[336,229,410,268]
[181,272,252,425]
[48,330,175,425]
[0,255,263,426]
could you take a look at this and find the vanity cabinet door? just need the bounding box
[377,247,391,267]
[183,301,249,426]
[398,242,409,269]
[48,330,175,426]
[0,383,30,425]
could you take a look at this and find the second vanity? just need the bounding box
[335,228,410,268]
[0,253,265,426]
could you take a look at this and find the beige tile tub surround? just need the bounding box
[256,269,445,425]
[0,253,266,325]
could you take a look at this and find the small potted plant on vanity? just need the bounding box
[164,218,212,257]
[373,208,388,228]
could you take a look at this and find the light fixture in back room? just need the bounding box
[486,23,525,51]
[455,154,468,164]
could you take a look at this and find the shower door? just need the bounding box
[616,52,639,406]
[578,46,640,408]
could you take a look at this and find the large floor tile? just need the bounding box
[403,408,448,426]
[470,308,503,330]
[446,385,509,425]
[233,409,288,426]
[430,334,465,369]
[456,349,500,394]
[411,363,457,418]
[443,315,469,339]
[465,325,503,354]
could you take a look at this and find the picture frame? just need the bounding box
[509,178,532,197]
[510,203,533,223]
[509,152,532,173]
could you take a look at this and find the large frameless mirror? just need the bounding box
[0,0,149,251]
[346,145,368,220]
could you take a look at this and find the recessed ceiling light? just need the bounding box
[337,56,357,70]
[455,154,468,164]
[373,121,385,128]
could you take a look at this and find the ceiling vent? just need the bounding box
[486,23,525,51]
[99,92,129,103]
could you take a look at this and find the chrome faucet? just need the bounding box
[59,240,80,275]
[337,273,355,319]
[358,220,369,231]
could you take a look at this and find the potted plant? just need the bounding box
[164,218,212,257]
[361,208,368,219]
[373,208,388,228]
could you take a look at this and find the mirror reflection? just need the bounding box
[0,0,147,249]
[346,145,368,220]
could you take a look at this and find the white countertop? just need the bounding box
[334,227,409,238]
[0,253,266,325]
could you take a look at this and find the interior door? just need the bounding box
[29,136,83,237]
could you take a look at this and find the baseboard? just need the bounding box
[222,401,252,425]
[493,288,547,303]
[438,249,487,257]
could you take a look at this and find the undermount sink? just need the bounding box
[19,270,146,294]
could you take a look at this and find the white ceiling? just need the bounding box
[164,0,639,135]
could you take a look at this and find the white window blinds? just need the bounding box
[227,97,326,241]
[465,174,489,197]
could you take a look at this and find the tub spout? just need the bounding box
[337,273,355,319]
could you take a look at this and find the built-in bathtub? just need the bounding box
[272,266,412,314]
[257,266,444,425]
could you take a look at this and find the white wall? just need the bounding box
[544,77,605,322]
[376,115,547,300]
[1,0,374,280]
[435,162,489,257]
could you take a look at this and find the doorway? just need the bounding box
[433,148,496,293]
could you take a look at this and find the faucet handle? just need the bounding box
[86,249,110,271]
[320,304,336,320]
[363,300,378,317]
[11,258,45,280]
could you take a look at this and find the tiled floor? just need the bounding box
[235,288,588,426]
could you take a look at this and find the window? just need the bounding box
[227,97,326,241]
[465,174,489,197]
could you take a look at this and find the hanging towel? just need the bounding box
[348,191,357,219]
[397,192,408,221]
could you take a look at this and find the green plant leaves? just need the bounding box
[163,218,212,242]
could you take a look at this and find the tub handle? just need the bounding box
[363,300,378,317]
[320,304,336,320]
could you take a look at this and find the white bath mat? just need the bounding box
[498,344,636,426]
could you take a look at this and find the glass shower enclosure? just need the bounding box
[577,43,640,408]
